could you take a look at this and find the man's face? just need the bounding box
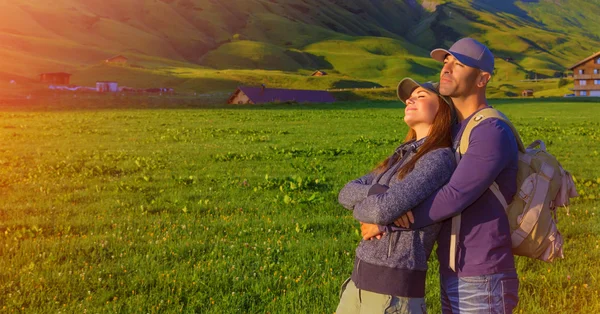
[439,54,482,97]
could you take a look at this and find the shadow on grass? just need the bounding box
[471,0,544,27]
[332,80,383,89]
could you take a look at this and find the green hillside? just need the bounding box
[1,0,599,97]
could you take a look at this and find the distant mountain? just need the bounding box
[1,0,598,95]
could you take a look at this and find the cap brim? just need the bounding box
[397,78,442,103]
[396,78,457,122]
[431,48,492,73]
[430,48,450,63]
[397,78,421,103]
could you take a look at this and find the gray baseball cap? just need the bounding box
[397,78,450,104]
[430,38,494,74]
[397,78,456,121]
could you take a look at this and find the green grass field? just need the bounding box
[1,98,599,313]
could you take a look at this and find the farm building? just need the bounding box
[311,70,328,76]
[39,72,71,85]
[522,89,534,97]
[96,81,118,92]
[568,51,600,96]
[105,55,128,64]
[228,86,336,105]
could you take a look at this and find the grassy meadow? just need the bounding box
[0,98,599,313]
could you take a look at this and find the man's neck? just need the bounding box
[452,93,489,122]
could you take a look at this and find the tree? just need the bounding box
[558,78,569,88]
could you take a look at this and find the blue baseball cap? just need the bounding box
[430,38,495,74]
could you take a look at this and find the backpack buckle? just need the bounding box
[519,190,529,201]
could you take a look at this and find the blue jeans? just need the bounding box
[440,271,519,314]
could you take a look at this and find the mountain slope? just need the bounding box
[1,0,599,95]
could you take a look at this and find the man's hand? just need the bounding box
[360,222,384,240]
[393,211,414,228]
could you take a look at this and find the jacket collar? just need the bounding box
[394,137,427,156]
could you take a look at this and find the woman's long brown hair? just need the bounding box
[374,95,453,180]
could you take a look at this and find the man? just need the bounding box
[364,38,520,313]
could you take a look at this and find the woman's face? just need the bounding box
[403,87,440,128]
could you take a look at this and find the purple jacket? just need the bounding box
[409,107,519,276]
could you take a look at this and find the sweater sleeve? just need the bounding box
[410,119,518,229]
[352,148,455,225]
[338,172,376,210]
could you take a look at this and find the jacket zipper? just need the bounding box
[380,143,417,259]
[387,234,393,258]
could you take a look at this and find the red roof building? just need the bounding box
[521,89,534,97]
[311,70,328,76]
[39,72,71,85]
[228,86,336,104]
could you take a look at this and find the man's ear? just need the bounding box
[477,72,491,87]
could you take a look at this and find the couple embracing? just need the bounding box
[337,38,520,314]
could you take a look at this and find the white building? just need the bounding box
[96,81,118,92]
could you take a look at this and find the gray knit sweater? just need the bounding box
[338,141,455,297]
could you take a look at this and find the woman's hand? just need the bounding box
[393,211,415,228]
[360,222,384,240]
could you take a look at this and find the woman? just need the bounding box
[336,78,456,314]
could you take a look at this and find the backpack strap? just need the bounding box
[450,185,509,270]
[459,108,526,155]
[449,214,461,271]
[489,182,508,209]
[449,108,522,272]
